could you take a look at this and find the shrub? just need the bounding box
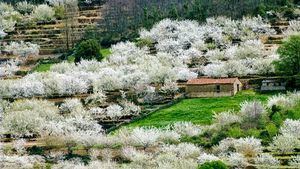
[16,1,35,15]
[240,101,265,121]
[198,161,228,169]
[240,101,265,128]
[129,127,161,147]
[280,119,300,137]
[271,134,299,153]
[271,112,284,126]
[59,98,84,115]
[32,4,55,21]
[245,128,261,138]
[161,143,201,158]
[213,111,242,127]
[226,153,248,168]
[136,38,153,48]
[254,154,280,169]
[12,139,27,155]
[265,123,278,137]
[169,122,202,137]
[74,39,103,63]
[267,94,294,108]
[198,153,220,165]
[53,5,65,20]
[4,41,40,57]
[289,155,300,168]
[212,138,235,155]
[275,35,300,75]
[284,20,300,36]
[234,137,262,157]
[105,104,123,121]
[227,126,244,138]
[0,18,16,32]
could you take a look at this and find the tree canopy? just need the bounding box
[276,35,300,75]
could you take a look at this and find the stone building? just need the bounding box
[261,79,286,91]
[186,78,242,98]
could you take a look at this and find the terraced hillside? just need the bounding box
[3,5,103,55]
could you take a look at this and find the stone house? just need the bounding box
[186,78,242,98]
[261,79,286,91]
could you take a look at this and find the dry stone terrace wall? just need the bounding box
[263,20,289,51]
[2,5,103,55]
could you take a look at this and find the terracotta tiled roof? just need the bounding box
[187,78,239,85]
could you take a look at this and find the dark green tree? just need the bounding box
[74,39,103,63]
[198,161,228,169]
[275,35,300,75]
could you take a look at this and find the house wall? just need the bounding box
[186,84,234,98]
[233,81,243,94]
[186,81,243,98]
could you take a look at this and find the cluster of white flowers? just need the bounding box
[88,100,141,121]
[202,39,278,77]
[213,111,242,127]
[160,143,202,158]
[226,152,248,168]
[284,20,300,36]
[139,17,278,77]
[213,137,262,157]
[0,0,77,36]
[279,119,300,137]
[31,4,55,21]
[197,153,220,165]
[4,41,40,57]
[240,101,265,121]
[0,59,20,77]
[254,154,280,169]
[267,92,300,108]
[289,155,300,168]
[0,17,16,34]
[0,2,19,33]
[168,121,202,137]
[12,139,27,155]
[16,1,35,15]
[0,154,45,169]
[271,119,300,153]
[0,41,195,98]
[59,98,84,114]
[1,99,60,136]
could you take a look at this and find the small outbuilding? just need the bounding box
[186,78,242,98]
[261,79,286,91]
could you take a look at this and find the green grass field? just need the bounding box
[34,63,53,72]
[127,90,277,127]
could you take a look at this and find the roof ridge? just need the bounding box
[187,77,240,85]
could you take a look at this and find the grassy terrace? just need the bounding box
[127,90,279,127]
[34,48,112,72]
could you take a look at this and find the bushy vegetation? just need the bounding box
[74,39,103,63]
[275,35,300,75]
[198,161,228,169]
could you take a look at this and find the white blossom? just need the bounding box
[254,154,280,169]
[198,153,220,164]
[161,143,201,158]
[31,4,55,21]
[289,155,300,168]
